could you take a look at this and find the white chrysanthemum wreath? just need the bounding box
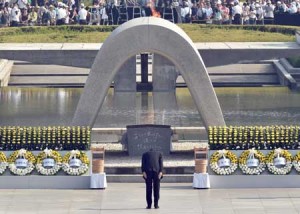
[210,149,238,175]
[0,152,8,174]
[8,149,36,176]
[62,150,90,176]
[292,152,300,173]
[36,148,62,175]
[266,148,292,175]
[239,148,266,175]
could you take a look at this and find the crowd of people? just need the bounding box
[0,0,300,27]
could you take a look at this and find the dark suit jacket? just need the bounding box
[141,150,163,173]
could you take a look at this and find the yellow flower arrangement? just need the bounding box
[0,152,7,163]
[210,150,238,175]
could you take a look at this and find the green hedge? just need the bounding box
[0,126,91,151]
[208,126,300,150]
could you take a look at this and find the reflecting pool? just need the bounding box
[0,87,299,127]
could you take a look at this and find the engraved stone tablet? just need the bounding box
[126,124,172,156]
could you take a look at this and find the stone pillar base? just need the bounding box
[90,173,107,189]
[192,173,210,189]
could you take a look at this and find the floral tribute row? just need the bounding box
[0,126,91,151]
[208,126,300,150]
[209,148,300,175]
[0,149,90,176]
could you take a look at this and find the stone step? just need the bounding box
[8,74,280,87]
[11,64,89,76]
[208,63,276,75]
[11,63,275,76]
[106,174,193,183]
[103,151,195,176]
[105,166,194,175]
[9,62,280,87]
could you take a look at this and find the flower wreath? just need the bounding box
[62,150,90,175]
[8,149,36,176]
[36,148,62,175]
[210,149,238,175]
[292,152,300,173]
[239,148,266,175]
[0,152,8,175]
[266,148,292,175]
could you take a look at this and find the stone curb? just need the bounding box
[273,60,297,89]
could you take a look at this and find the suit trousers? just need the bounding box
[145,171,160,207]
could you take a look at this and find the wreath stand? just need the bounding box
[192,147,210,189]
[90,147,107,189]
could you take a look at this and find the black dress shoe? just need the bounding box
[146,206,151,209]
[154,205,159,209]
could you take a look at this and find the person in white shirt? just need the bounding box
[48,5,56,25]
[204,2,213,23]
[17,0,27,10]
[242,2,250,25]
[232,1,242,24]
[63,4,69,24]
[213,1,222,24]
[196,2,206,20]
[100,4,108,25]
[264,1,275,19]
[288,1,298,13]
[181,1,191,23]
[256,3,264,24]
[78,3,87,24]
[56,3,67,25]
[10,3,21,26]
[249,6,256,24]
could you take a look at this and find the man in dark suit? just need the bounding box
[141,148,163,209]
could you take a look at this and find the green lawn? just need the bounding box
[0,24,298,43]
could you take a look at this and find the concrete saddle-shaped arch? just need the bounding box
[72,17,225,129]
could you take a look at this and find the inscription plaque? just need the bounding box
[126,124,172,156]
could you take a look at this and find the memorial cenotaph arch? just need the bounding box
[72,17,225,129]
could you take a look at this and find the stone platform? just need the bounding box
[9,61,280,88]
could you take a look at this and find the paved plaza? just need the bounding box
[0,183,300,214]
